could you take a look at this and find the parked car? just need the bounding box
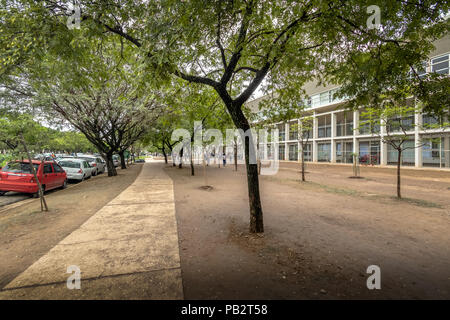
[112,155,120,167]
[78,156,106,175]
[56,155,74,163]
[0,160,67,197]
[58,158,94,182]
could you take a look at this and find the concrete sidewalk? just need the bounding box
[0,161,183,299]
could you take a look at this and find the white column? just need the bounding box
[353,110,359,136]
[331,113,336,163]
[353,110,359,160]
[284,123,289,160]
[380,118,387,165]
[297,119,301,161]
[444,136,450,168]
[313,113,318,162]
[414,111,423,168]
[285,122,290,141]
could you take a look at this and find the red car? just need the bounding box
[0,160,67,197]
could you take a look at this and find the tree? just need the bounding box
[297,116,314,182]
[2,0,448,233]
[30,35,164,176]
[140,102,188,168]
[46,81,162,176]
[359,104,424,198]
[172,83,221,176]
[0,113,49,211]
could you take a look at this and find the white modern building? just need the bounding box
[247,36,450,169]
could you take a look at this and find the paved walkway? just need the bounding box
[0,161,183,299]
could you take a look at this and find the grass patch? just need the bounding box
[392,197,443,209]
[263,175,443,209]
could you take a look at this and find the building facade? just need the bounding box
[247,36,450,169]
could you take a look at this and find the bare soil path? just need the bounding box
[166,162,450,299]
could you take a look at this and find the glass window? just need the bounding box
[318,143,331,162]
[422,138,445,167]
[279,125,285,141]
[302,143,312,162]
[320,92,329,105]
[2,162,39,174]
[311,94,320,107]
[289,144,298,161]
[336,142,342,157]
[60,161,80,168]
[387,140,415,166]
[279,145,285,160]
[432,55,449,75]
[289,124,298,140]
[44,164,53,174]
[359,142,370,156]
[53,164,64,173]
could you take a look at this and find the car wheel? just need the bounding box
[62,179,68,189]
[81,175,85,182]
[0,191,6,196]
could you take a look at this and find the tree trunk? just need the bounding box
[256,141,261,175]
[178,148,183,169]
[246,153,264,233]
[119,151,127,169]
[21,135,48,212]
[397,149,402,199]
[203,148,208,186]
[230,107,264,233]
[190,146,195,176]
[301,147,305,182]
[106,153,117,177]
[234,138,238,171]
[162,148,168,164]
[166,142,176,167]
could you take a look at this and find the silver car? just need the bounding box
[78,156,106,175]
[59,158,93,181]
[112,155,120,167]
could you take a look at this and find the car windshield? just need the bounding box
[60,161,81,168]
[2,162,40,173]
[80,157,95,161]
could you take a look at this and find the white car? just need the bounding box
[78,156,106,175]
[58,158,94,182]
[112,155,120,167]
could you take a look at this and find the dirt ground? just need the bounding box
[0,164,143,289]
[166,161,450,299]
